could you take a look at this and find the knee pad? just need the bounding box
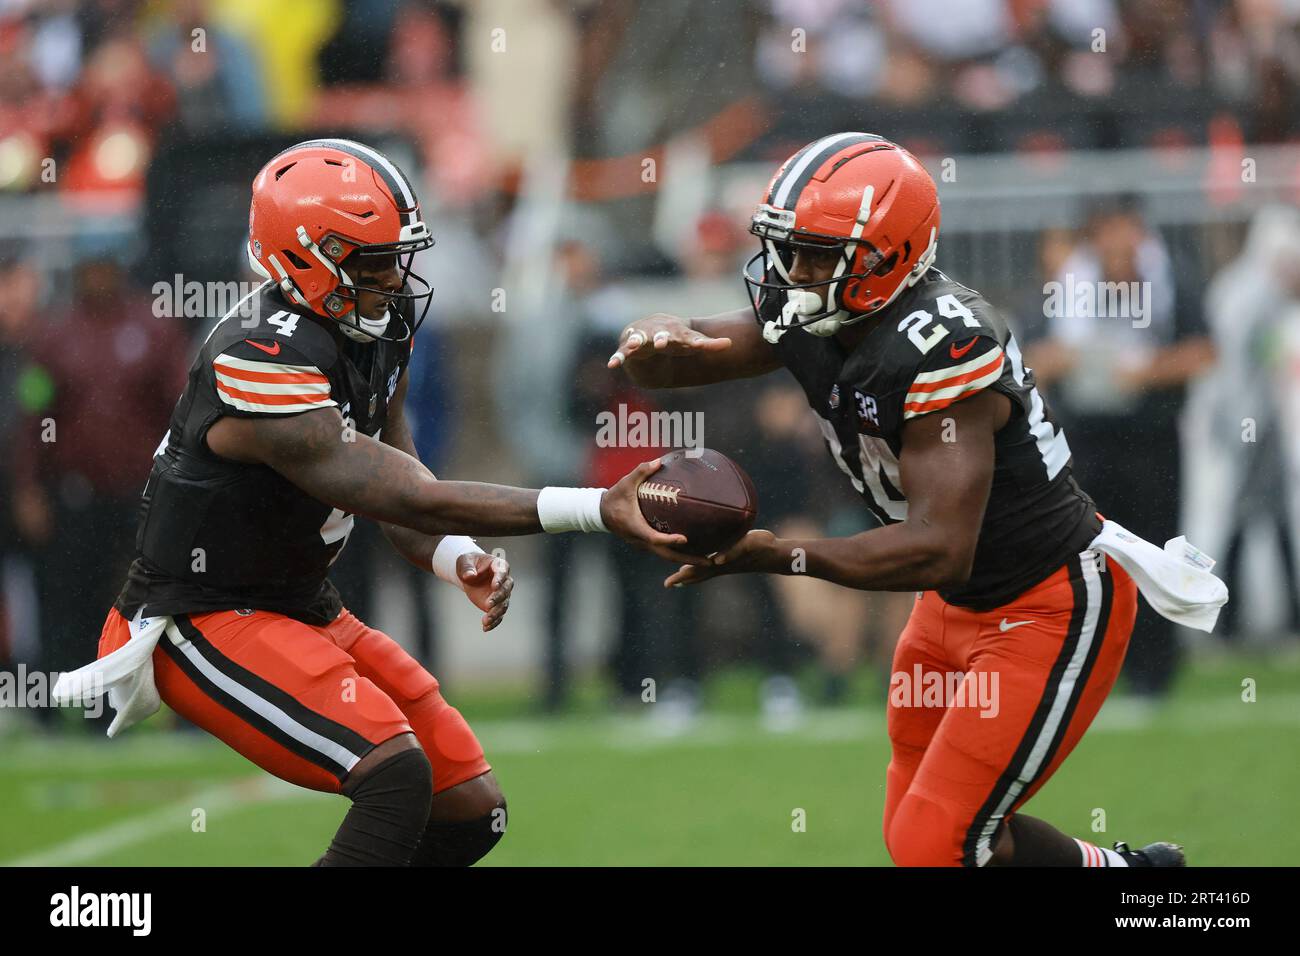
[409,800,508,867]
[317,749,434,867]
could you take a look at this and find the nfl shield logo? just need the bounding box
[368,392,378,417]
[829,384,840,410]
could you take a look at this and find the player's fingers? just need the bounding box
[482,599,510,631]
[490,559,510,591]
[632,457,663,479]
[487,576,514,607]
[643,525,690,549]
[664,563,711,587]
[710,538,751,566]
[607,328,645,368]
[616,328,649,362]
[654,329,731,353]
[648,540,708,565]
[690,333,732,351]
[460,558,492,585]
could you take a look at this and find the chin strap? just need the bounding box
[763,289,851,343]
[337,307,391,343]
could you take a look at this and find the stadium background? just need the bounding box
[1,0,1298,866]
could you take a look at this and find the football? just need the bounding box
[637,448,759,556]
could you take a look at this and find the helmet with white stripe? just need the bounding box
[744,133,940,342]
[247,138,434,343]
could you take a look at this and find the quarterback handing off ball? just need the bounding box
[637,449,758,556]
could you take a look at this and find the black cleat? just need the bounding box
[1113,841,1186,866]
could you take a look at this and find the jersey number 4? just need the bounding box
[268,313,299,336]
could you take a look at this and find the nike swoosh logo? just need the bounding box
[999,618,1033,632]
[950,338,978,359]
[245,339,281,356]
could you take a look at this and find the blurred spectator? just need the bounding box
[1026,196,1216,698]
[493,232,631,710]
[11,254,189,684]
[0,0,1294,716]
[461,0,580,167]
[312,3,492,204]
[145,0,268,132]
[0,253,45,672]
[741,382,856,710]
[399,312,457,669]
[1209,0,1300,142]
[754,0,886,99]
[60,33,175,209]
[1013,227,1078,343]
[1203,205,1300,640]
[210,0,340,130]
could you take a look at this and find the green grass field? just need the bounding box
[2,650,1297,866]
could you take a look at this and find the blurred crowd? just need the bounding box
[2,1,1299,731]
[2,0,1299,197]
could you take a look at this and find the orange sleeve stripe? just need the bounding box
[906,351,1004,395]
[213,362,329,386]
[904,392,978,415]
[216,382,334,406]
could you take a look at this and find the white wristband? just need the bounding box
[432,535,487,589]
[537,487,608,533]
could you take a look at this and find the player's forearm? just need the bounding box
[268,431,541,536]
[380,522,444,570]
[408,480,547,535]
[774,524,974,592]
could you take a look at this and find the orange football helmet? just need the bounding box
[247,138,434,342]
[744,133,940,341]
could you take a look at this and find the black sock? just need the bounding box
[997,815,1086,866]
[314,749,433,867]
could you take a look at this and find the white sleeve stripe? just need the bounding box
[903,368,1003,418]
[214,353,324,376]
[910,345,1004,385]
[214,371,331,396]
[906,365,1004,405]
[219,394,338,414]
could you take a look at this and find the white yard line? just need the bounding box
[3,776,324,867]
[5,692,1298,866]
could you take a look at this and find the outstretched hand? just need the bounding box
[457,551,514,632]
[600,458,710,565]
[663,529,780,588]
[607,314,732,369]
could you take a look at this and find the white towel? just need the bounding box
[51,609,169,737]
[1089,519,1229,633]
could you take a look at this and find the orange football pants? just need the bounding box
[97,606,491,794]
[883,548,1137,866]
